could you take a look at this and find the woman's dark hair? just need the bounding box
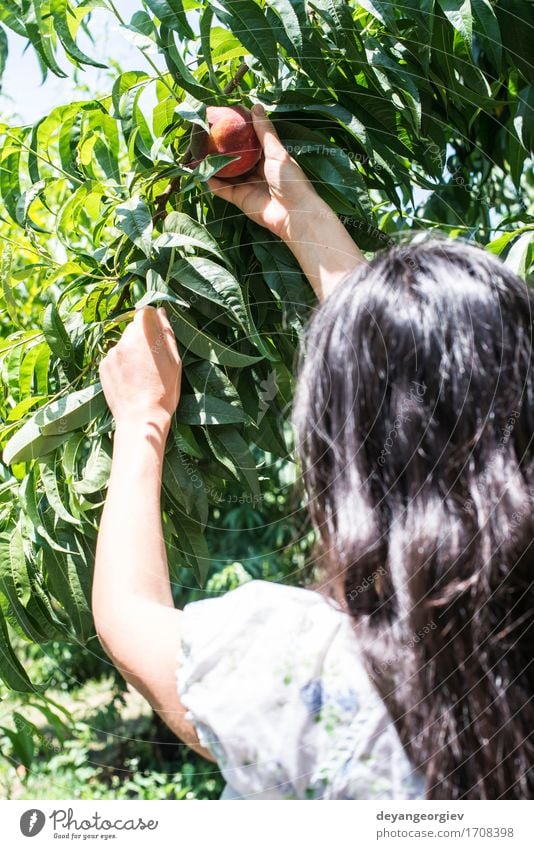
[292,236,534,799]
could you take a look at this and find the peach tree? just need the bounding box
[0,0,532,692]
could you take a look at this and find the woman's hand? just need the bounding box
[208,103,320,241]
[99,306,181,436]
[208,104,366,302]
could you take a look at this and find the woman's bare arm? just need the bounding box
[208,104,366,302]
[93,306,213,760]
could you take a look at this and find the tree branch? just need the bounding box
[223,62,249,95]
[153,176,182,225]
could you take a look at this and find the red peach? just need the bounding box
[190,105,262,179]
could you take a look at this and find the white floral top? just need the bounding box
[176,579,426,800]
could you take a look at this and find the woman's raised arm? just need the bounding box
[93,306,212,760]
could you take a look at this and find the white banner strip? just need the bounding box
[2,799,533,848]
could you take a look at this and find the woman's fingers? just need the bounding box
[157,306,172,333]
[208,167,263,194]
[134,304,159,339]
[207,173,267,218]
[207,176,236,201]
[129,307,173,358]
[251,103,288,162]
[157,307,181,365]
[130,306,176,348]
[254,158,267,182]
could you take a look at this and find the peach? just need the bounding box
[190,105,261,179]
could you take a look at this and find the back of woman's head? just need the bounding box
[293,236,534,799]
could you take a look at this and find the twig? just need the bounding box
[223,62,249,95]
[114,282,131,314]
[153,176,182,225]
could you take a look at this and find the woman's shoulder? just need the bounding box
[184,576,341,610]
[181,578,349,634]
[179,579,357,672]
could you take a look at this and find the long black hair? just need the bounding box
[292,236,534,799]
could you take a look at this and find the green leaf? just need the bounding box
[353,0,397,30]
[0,4,25,38]
[24,0,67,78]
[0,134,23,223]
[504,231,533,278]
[116,196,153,256]
[170,509,210,586]
[43,303,74,362]
[0,530,30,601]
[277,103,371,154]
[158,212,229,265]
[159,23,216,101]
[31,699,72,740]
[438,0,473,45]
[514,85,534,153]
[24,585,71,641]
[205,426,260,498]
[72,437,112,494]
[43,533,93,641]
[0,606,36,692]
[0,531,49,644]
[471,0,502,70]
[175,95,209,131]
[199,6,220,92]
[3,418,70,466]
[249,224,311,313]
[20,468,73,553]
[38,456,81,525]
[112,70,150,115]
[61,433,85,481]
[176,394,247,425]
[0,24,7,81]
[1,244,19,328]
[169,256,247,326]
[145,0,195,39]
[486,227,532,257]
[267,0,304,53]
[169,307,261,367]
[507,125,527,189]
[495,0,534,85]
[135,290,189,309]
[296,149,371,216]
[2,713,36,768]
[6,396,47,423]
[16,179,46,229]
[50,0,107,69]
[34,383,106,436]
[19,343,50,399]
[163,443,209,525]
[209,0,279,79]
[171,421,204,458]
[252,408,288,456]
[153,96,177,136]
[186,360,241,406]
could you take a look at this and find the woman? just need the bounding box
[94,105,534,799]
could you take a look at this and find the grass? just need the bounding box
[0,674,224,800]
